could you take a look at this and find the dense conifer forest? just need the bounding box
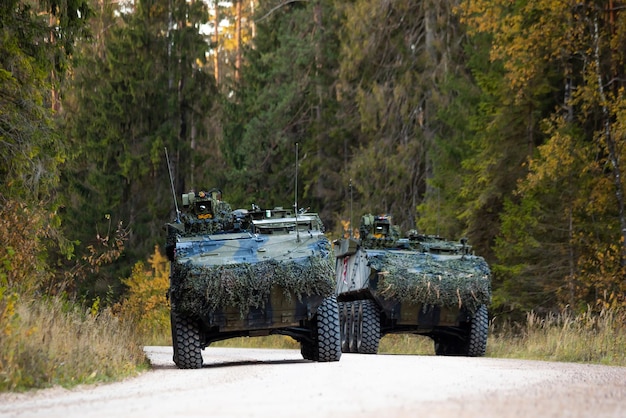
[2,0,626,318]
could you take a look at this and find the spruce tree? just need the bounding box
[62,0,215,297]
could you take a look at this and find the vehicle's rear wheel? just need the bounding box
[171,311,203,369]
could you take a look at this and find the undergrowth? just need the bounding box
[487,309,626,366]
[0,294,148,392]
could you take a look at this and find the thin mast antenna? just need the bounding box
[349,179,353,238]
[294,142,300,243]
[165,147,180,223]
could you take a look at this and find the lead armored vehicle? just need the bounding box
[335,214,491,356]
[165,189,341,368]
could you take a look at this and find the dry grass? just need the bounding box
[3,295,624,393]
[378,333,435,355]
[488,309,626,366]
[0,295,148,391]
[376,310,626,365]
[212,335,300,349]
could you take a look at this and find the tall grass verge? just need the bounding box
[488,308,626,365]
[0,294,148,391]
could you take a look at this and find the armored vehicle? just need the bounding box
[165,189,341,368]
[335,214,491,356]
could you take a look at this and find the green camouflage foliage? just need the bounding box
[179,201,234,236]
[370,253,491,314]
[171,255,335,317]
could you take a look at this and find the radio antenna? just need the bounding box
[165,147,180,223]
[294,142,300,243]
[349,179,353,238]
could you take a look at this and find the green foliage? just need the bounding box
[416,72,482,240]
[1,7,55,202]
[0,201,65,295]
[221,0,343,220]
[118,246,170,345]
[61,0,216,296]
[334,0,473,233]
[457,0,626,315]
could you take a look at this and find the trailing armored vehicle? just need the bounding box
[335,214,491,356]
[165,189,341,369]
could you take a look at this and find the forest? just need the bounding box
[2,0,626,321]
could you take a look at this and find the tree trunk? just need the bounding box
[214,0,219,86]
[593,18,626,267]
[235,0,242,82]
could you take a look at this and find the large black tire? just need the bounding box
[348,301,359,353]
[355,300,381,354]
[171,311,203,369]
[339,302,352,353]
[300,341,315,361]
[433,334,464,356]
[301,296,342,362]
[433,305,488,357]
[467,304,488,357]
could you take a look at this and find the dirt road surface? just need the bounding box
[0,346,624,418]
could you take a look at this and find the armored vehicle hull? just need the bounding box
[166,190,341,368]
[335,215,491,356]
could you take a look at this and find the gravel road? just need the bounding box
[0,346,624,418]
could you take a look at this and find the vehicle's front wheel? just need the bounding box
[433,334,464,356]
[171,311,203,369]
[301,296,342,362]
[355,299,381,354]
[339,301,354,353]
[466,304,488,357]
[433,305,488,357]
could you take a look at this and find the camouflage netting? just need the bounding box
[171,255,335,317]
[370,253,491,313]
[180,200,235,236]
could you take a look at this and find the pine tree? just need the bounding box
[62,0,215,296]
[335,0,469,233]
[1,0,89,294]
[459,0,626,312]
[221,0,343,223]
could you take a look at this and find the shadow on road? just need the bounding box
[150,358,308,370]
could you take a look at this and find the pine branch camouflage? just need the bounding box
[171,254,335,318]
[370,252,491,313]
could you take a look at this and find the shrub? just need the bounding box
[117,246,171,345]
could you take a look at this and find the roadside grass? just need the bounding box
[212,335,300,349]
[0,294,148,392]
[379,333,434,355]
[487,309,626,366]
[2,300,624,392]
